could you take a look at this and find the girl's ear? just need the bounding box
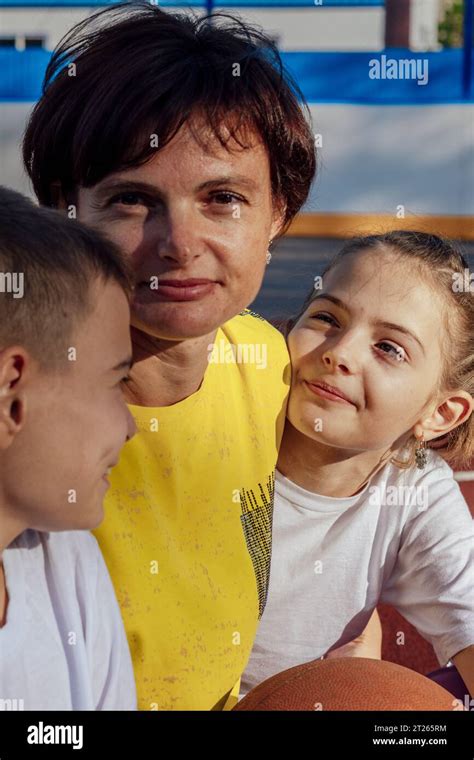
[417,391,474,442]
[0,349,28,450]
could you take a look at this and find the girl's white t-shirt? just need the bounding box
[240,450,474,698]
[0,529,137,710]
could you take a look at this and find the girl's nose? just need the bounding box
[322,336,359,375]
[322,352,351,374]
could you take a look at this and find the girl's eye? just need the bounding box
[119,375,131,385]
[310,312,338,326]
[376,342,406,362]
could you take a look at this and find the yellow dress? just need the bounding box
[94,310,290,710]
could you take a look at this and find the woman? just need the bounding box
[22,3,315,710]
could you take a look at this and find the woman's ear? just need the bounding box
[270,200,287,242]
[50,181,77,212]
[50,181,67,210]
[417,391,474,442]
[0,349,28,450]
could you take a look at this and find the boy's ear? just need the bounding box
[0,348,29,450]
[417,391,474,442]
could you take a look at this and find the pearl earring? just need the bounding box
[266,239,273,265]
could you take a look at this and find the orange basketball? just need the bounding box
[234,658,458,711]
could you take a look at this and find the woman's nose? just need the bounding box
[156,209,203,264]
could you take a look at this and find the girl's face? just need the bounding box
[287,249,447,454]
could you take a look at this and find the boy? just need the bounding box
[0,186,137,710]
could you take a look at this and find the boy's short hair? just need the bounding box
[0,186,132,370]
[22,3,316,234]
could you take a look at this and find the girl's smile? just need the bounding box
[303,379,357,407]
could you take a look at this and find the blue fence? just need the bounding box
[0,0,385,6]
[0,48,472,103]
[0,0,472,101]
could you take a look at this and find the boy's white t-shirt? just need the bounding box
[240,450,474,698]
[0,529,137,710]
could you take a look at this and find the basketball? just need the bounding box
[234,658,458,711]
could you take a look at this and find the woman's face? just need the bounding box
[76,118,284,341]
[287,249,447,453]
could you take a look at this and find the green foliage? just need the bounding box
[438,1,465,49]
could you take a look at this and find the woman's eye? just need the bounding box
[110,192,148,207]
[377,342,406,362]
[310,312,338,326]
[118,375,131,386]
[210,192,244,205]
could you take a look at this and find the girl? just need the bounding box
[241,231,474,700]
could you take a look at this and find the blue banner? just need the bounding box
[0,0,384,6]
[0,49,471,104]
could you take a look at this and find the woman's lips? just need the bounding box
[137,278,217,302]
[304,380,355,406]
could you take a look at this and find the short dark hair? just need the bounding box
[22,3,316,234]
[0,186,132,370]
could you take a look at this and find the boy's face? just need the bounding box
[286,250,448,453]
[2,278,136,532]
[75,119,283,341]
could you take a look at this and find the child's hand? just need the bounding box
[325,609,382,660]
